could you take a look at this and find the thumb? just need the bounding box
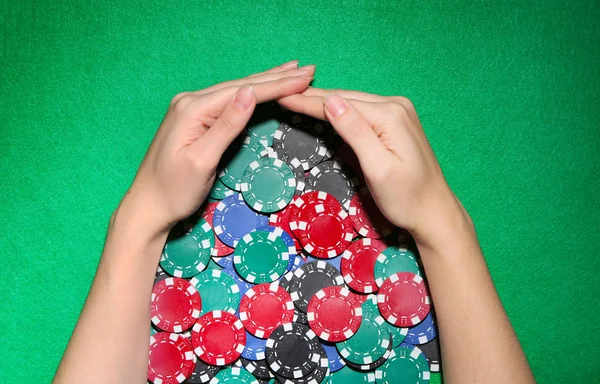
[192,86,256,159]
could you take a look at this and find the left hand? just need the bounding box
[121,62,315,236]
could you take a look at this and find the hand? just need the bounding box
[122,62,315,236]
[278,88,468,246]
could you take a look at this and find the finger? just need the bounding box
[191,86,256,159]
[193,66,316,96]
[277,94,374,121]
[300,87,391,103]
[247,60,299,78]
[323,94,388,169]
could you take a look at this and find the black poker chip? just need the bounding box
[185,358,220,383]
[240,357,274,379]
[418,336,441,372]
[266,323,323,379]
[289,260,345,313]
[274,343,330,384]
[272,117,328,170]
[293,308,308,325]
[305,160,358,210]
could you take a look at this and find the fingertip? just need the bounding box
[233,85,256,111]
[324,94,348,118]
[280,60,300,69]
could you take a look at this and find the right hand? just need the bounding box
[278,88,469,247]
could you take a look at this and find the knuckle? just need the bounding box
[386,102,409,120]
[170,92,193,111]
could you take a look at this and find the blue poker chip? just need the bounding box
[404,312,437,345]
[241,331,268,360]
[221,266,254,299]
[256,225,298,271]
[213,193,269,247]
[321,341,346,372]
[213,254,234,269]
[306,254,342,273]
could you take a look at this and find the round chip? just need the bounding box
[328,366,375,383]
[374,246,421,287]
[256,225,297,270]
[186,358,220,384]
[269,197,302,252]
[209,178,236,200]
[213,254,234,269]
[266,323,322,379]
[221,266,254,299]
[344,335,393,372]
[306,254,342,273]
[375,344,430,383]
[378,272,431,327]
[288,191,341,240]
[289,260,345,313]
[348,188,394,238]
[210,366,258,384]
[190,269,240,315]
[296,202,354,259]
[240,358,275,379]
[415,337,441,372]
[362,294,408,348]
[307,286,362,342]
[151,278,202,332]
[160,220,214,278]
[335,313,390,366]
[247,115,281,147]
[404,312,437,345]
[341,238,388,293]
[239,282,295,338]
[272,121,327,170]
[148,332,196,384]
[191,310,246,366]
[241,157,296,213]
[305,160,358,210]
[264,151,306,196]
[321,341,346,373]
[242,331,268,360]
[201,202,235,257]
[275,351,329,384]
[213,193,269,247]
[234,230,290,283]
[219,139,265,191]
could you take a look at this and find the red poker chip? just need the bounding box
[307,286,362,342]
[288,191,341,231]
[269,197,301,252]
[239,282,295,338]
[296,201,354,259]
[151,277,202,333]
[377,272,431,327]
[148,332,196,384]
[201,202,235,257]
[341,238,388,293]
[191,310,246,366]
[348,188,394,239]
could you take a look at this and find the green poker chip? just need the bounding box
[209,178,236,200]
[247,118,281,147]
[375,346,430,384]
[233,230,290,283]
[363,294,408,347]
[211,366,258,383]
[328,366,375,383]
[219,139,265,191]
[240,157,296,213]
[160,219,214,278]
[190,269,240,315]
[374,246,421,287]
[336,309,390,365]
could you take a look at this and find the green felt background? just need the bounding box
[1,1,599,382]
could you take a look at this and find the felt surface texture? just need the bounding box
[1,1,599,383]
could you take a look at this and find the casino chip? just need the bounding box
[378,272,431,327]
[344,335,392,372]
[341,238,388,293]
[335,313,390,366]
[416,337,441,372]
[269,197,302,252]
[160,219,214,278]
[210,366,258,384]
[234,230,290,283]
[293,308,308,325]
[186,358,220,384]
[201,202,235,257]
[274,350,329,384]
[375,345,430,384]
[190,269,240,315]
[256,225,297,264]
[328,366,375,383]
[241,157,296,213]
[348,188,394,238]
[239,282,295,338]
[307,286,362,342]
[272,120,328,170]
[321,341,346,373]
[288,260,345,313]
[361,294,408,348]
[266,323,322,379]
[288,191,341,238]
[151,278,201,333]
[191,310,246,366]
[404,312,437,345]
[374,246,421,287]
[221,266,254,299]
[240,357,275,379]
[148,332,196,384]
[242,331,268,360]
[213,193,269,247]
[209,178,235,200]
[305,160,358,210]
[264,150,306,196]
[219,139,265,191]
[296,201,354,259]
[247,114,281,147]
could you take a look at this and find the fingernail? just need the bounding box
[325,95,347,117]
[234,86,255,111]
[280,60,299,69]
[298,64,316,74]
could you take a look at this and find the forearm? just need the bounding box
[416,201,535,384]
[54,194,168,384]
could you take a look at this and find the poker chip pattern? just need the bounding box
[149,111,442,383]
[241,157,296,213]
[148,332,196,384]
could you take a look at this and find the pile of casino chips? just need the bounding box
[148,108,442,384]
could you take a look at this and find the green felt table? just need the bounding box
[1,1,599,383]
